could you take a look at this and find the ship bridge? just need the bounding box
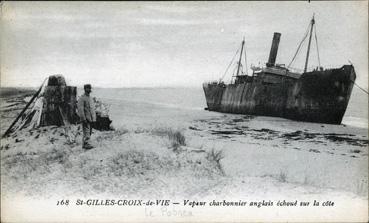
[262,66,301,79]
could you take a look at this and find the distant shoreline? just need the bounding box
[0,87,37,98]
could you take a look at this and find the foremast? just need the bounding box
[304,15,315,73]
[236,38,245,77]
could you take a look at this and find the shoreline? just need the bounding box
[1,87,368,222]
[1,88,367,199]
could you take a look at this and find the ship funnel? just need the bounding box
[267,32,281,67]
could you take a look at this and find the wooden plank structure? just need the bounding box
[3,74,113,138]
[41,86,78,126]
[3,75,79,137]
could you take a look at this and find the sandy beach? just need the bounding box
[0,87,368,221]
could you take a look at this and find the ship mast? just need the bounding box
[236,38,245,76]
[304,15,315,73]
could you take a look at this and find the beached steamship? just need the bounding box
[203,16,356,124]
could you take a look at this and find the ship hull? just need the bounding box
[203,65,356,124]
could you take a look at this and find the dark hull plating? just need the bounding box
[203,65,356,124]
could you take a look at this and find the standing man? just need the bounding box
[77,84,96,149]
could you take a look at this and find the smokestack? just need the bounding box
[267,32,281,67]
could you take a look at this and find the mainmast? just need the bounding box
[236,38,245,76]
[304,15,315,73]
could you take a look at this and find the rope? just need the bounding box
[288,23,311,68]
[220,48,240,81]
[232,63,238,77]
[352,80,369,95]
[230,63,238,83]
[314,25,321,67]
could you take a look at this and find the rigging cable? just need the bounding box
[314,25,321,68]
[287,22,311,68]
[220,48,240,81]
[352,80,369,95]
[232,62,239,77]
[230,62,239,83]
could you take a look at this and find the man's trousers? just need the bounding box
[82,121,92,147]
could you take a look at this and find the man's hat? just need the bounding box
[84,84,92,90]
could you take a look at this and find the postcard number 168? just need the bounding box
[57,199,70,206]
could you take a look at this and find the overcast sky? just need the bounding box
[1,1,367,89]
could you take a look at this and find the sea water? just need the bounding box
[343,87,368,128]
[92,86,368,129]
